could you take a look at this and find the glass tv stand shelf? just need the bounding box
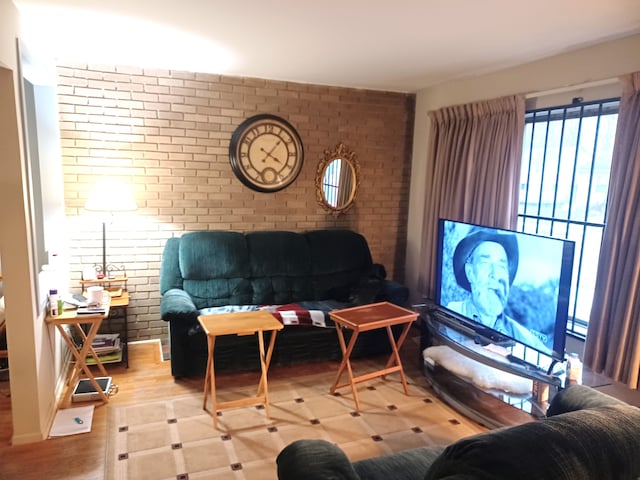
[421,306,563,428]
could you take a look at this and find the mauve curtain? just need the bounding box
[584,72,640,389]
[418,95,525,300]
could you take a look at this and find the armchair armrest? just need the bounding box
[276,439,360,480]
[160,288,198,322]
[546,384,626,417]
[379,279,409,306]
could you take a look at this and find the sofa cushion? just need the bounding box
[423,404,640,480]
[179,231,253,308]
[182,278,252,309]
[246,231,313,304]
[179,231,249,279]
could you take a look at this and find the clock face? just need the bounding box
[229,114,304,192]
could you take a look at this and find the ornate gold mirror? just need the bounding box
[315,143,360,215]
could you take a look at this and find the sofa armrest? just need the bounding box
[276,439,360,480]
[379,279,409,306]
[160,288,198,322]
[546,384,626,417]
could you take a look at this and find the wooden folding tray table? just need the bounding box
[329,301,419,410]
[197,309,283,429]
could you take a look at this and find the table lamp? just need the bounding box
[84,179,137,278]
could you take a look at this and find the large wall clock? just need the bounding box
[229,114,304,192]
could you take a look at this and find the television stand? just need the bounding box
[420,306,563,428]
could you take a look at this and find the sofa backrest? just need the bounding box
[178,231,253,308]
[305,230,373,300]
[160,229,374,308]
[246,231,313,304]
[423,403,640,480]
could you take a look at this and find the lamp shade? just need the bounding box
[85,179,137,212]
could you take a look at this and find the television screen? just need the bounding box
[435,219,575,362]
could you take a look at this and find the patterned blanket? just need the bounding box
[197,300,352,329]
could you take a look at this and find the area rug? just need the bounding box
[105,367,485,480]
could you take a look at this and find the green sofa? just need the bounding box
[160,229,408,377]
[276,385,640,480]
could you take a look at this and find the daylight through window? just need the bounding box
[322,159,342,208]
[518,98,620,338]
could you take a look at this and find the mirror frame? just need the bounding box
[315,142,360,215]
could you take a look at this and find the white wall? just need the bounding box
[0,0,59,444]
[406,34,640,304]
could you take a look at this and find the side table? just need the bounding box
[329,301,419,411]
[46,305,111,404]
[197,310,283,429]
[108,291,130,367]
[80,276,129,368]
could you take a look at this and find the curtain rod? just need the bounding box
[524,78,619,99]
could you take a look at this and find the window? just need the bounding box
[322,158,342,208]
[518,98,620,338]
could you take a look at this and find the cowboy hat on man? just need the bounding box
[452,227,519,291]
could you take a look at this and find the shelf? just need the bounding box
[86,350,122,365]
[424,363,540,427]
[82,287,123,298]
[77,275,130,368]
[86,333,122,365]
[80,276,127,286]
[109,291,129,308]
[421,306,564,425]
[426,308,562,387]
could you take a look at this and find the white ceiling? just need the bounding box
[13,0,640,93]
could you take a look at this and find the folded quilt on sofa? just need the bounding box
[196,299,351,331]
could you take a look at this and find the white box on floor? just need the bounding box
[72,377,112,402]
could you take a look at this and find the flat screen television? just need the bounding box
[435,218,575,363]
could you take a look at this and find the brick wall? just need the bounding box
[56,63,415,342]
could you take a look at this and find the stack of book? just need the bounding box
[87,333,122,365]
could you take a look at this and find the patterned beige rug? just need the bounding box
[105,365,485,480]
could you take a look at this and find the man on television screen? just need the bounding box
[447,227,547,351]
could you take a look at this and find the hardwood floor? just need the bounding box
[0,329,440,480]
[0,340,197,480]
[2,328,639,480]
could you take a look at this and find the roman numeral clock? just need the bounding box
[229,114,304,192]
